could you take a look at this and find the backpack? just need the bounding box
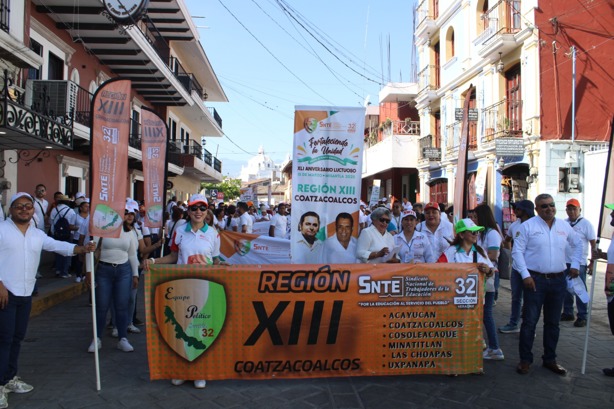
[53,207,72,241]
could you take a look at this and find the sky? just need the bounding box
[184,0,417,178]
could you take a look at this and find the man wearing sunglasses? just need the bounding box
[0,193,95,407]
[512,194,583,376]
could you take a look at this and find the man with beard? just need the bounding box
[0,193,95,408]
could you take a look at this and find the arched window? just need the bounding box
[446,27,455,60]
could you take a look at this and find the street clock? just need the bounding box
[103,0,149,25]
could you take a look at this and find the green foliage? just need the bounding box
[201,176,241,202]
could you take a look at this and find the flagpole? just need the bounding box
[581,117,614,374]
[87,250,102,390]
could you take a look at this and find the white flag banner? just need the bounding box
[291,106,365,264]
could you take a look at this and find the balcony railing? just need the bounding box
[204,148,212,166]
[481,98,523,142]
[138,15,170,66]
[0,0,9,33]
[418,65,439,93]
[416,0,439,27]
[185,139,203,160]
[382,120,420,138]
[213,157,222,173]
[128,117,141,150]
[27,79,93,128]
[208,107,222,129]
[474,0,522,46]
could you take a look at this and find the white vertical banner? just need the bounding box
[369,180,381,207]
[291,106,365,264]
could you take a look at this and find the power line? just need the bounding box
[216,0,334,104]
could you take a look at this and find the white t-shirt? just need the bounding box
[49,204,77,235]
[33,197,48,231]
[564,217,596,265]
[270,214,288,238]
[239,212,253,234]
[356,225,395,263]
[324,236,358,263]
[417,219,454,259]
[293,236,323,264]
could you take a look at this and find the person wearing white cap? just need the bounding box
[85,200,140,355]
[143,193,223,389]
[0,193,95,408]
[394,210,436,263]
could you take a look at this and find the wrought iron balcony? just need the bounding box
[481,98,523,142]
[208,107,222,129]
[0,73,73,150]
[0,0,9,33]
[170,57,206,100]
[213,157,222,173]
[474,0,522,47]
[418,65,439,93]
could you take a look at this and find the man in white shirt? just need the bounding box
[416,202,454,259]
[0,193,95,407]
[512,194,582,376]
[561,198,596,327]
[269,203,288,238]
[236,202,253,234]
[32,184,48,232]
[499,199,534,334]
[324,213,358,263]
[402,197,413,211]
[49,195,78,278]
[387,201,403,235]
[293,211,323,264]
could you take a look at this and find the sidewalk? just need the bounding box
[11,264,614,409]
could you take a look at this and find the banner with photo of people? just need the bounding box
[291,106,365,264]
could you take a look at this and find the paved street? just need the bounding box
[9,264,614,409]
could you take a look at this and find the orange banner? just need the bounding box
[89,79,131,238]
[145,263,484,380]
[140,107,167,228]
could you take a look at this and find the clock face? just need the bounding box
[103,0,149,25]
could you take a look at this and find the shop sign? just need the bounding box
[495,138,525,156]
[455,108,478,122]
[422,147,441,160]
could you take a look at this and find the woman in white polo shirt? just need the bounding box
[144,194,223,389]
[438,218,502,361]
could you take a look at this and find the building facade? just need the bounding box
[0,0,227,212]
[414,0,611,232]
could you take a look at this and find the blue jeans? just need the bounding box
[0,292,31,385]
[519,273,567,363]
[507,268,524,326]
[484,291,499,349]
[95,262,132,339]
[54,252,71,276]
[563,264,587,320]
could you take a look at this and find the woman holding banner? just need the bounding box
[86,201,140,354]
[143,193,225,389]
[438,219,503,361]
[356,207,400,263]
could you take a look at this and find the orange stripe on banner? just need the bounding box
[145,263,484,380]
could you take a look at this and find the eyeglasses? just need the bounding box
[12,203,34,211]
[539,203,556,209]
[190,205,207,212]
[379,218,391,224]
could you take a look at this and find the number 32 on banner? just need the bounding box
[455,274,477,297]
[201,328,216,337]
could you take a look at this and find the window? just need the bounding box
[168,118,177,141]
[446,27,455,60]
[28,39,43,80]
[48,52,64,80]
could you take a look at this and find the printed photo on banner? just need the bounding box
[291,106,365,264]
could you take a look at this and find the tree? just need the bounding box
[201,176,241,202]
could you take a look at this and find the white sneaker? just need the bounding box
[88,338,101,353]
[0,386,7,409]
[193,380,206,389]
[117,338,134,352]
[127,324,141,334]
[171,379,185,386]
[483,348,505,360]
[111,328,118,338]
[75,276,82,283]
[4,376,33,394]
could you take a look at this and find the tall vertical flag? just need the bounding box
[89,79,131,238]
[452,85,474,224]
[598,117,614,240]
[140,107,168,228]
[291,106,365,264]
